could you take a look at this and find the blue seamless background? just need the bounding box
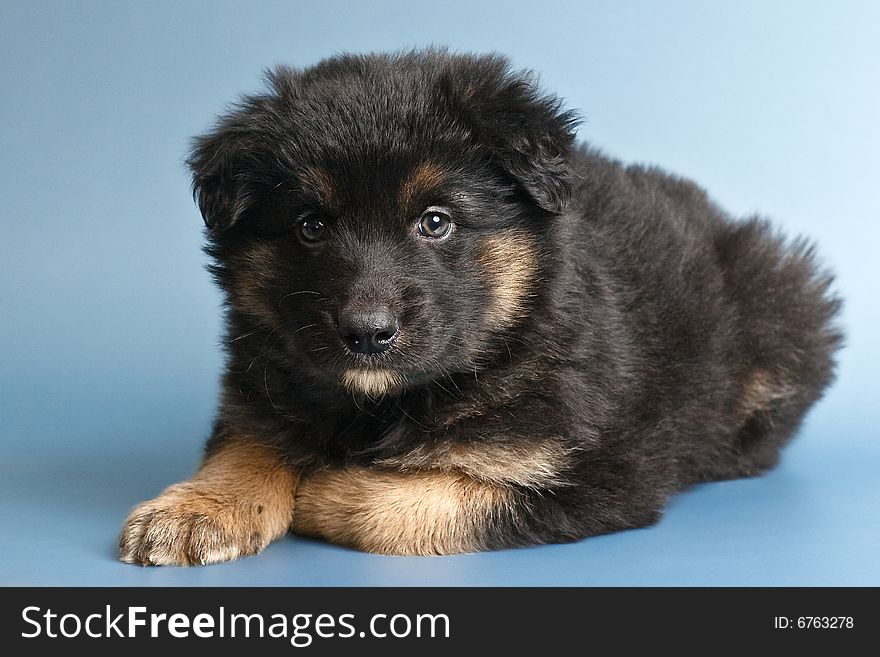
[1,0,877,585]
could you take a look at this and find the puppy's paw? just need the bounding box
[119,483,272,566]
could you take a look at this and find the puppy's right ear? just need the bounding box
[187,66,301,232]
[187,115,260,232]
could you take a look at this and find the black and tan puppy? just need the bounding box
[120,50,842,565]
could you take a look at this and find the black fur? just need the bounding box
[188,50,842,549]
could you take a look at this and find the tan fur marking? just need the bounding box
[377,437,576,489]
[232,242,279,323]
[341,369,402,396]
[740,370,793,416]
[119,440,296,566]
[399,162,446,206]
[292,467,511,555]
[300,166,336,207]
[479,230,538,330]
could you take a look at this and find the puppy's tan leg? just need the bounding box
[119,440,295,566]
[292,467,513,555]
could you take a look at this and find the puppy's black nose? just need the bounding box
[337,306,399,355]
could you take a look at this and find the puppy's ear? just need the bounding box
[187,113,261,232]
[441,57,580,213]
[187,68,299,232]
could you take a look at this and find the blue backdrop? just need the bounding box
[1,0,877,585]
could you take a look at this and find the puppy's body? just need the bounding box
[121,51,841,565]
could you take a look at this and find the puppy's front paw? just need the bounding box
[119,483,272,566]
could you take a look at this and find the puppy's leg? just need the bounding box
[119,439,295,566]
[293,461,666,555]
[292,468,509,555]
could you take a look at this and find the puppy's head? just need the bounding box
[189,51,578,397]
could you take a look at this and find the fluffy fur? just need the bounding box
[120,50,842,565]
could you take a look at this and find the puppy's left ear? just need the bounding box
[443,59,580,213]
[485,81,579,213]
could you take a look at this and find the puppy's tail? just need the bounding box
[714,217,843,475]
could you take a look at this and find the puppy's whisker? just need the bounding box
[230,329,260,343]
[293,323,319,334]
[263,363,279,412]
[240,326,282,372]
[278,290,322,305]
[395,400,430,431]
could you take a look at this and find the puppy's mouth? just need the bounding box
[340,368,404,396]
[297,315,444,396]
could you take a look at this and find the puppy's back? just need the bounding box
[564,147,841,485]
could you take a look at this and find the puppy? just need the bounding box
[120,50,842,565]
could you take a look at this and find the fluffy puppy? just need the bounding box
[120,50,842,565]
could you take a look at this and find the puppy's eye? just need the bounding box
[299,214,326,243]
[418,208,453,239]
